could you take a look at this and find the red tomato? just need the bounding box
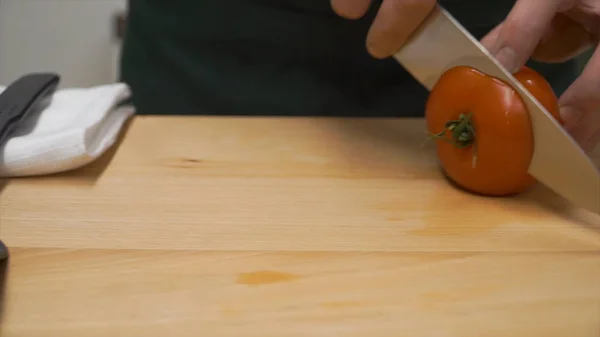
[425,65,562,196]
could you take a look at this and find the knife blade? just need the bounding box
[393,5,600,214]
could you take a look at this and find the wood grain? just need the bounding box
[0,116,599,336]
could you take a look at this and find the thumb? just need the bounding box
[481,0,562,73]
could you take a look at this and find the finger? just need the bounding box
[482,0,563,73]
[331,0,373,19]
[532,13,596,63]
[366,0,436,59]
[559,44,600,153]
[480,22,503,49]
[482,13,596,64]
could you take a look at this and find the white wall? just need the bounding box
[0,0,127,88]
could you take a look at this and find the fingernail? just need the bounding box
[495,46,519,74]
[367,42,388,59]
[559,106,583,128]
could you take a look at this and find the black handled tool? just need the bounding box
[0,72,61,261]
[0,240,7,261]
[0,73,60,146]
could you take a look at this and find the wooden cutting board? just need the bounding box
[0,116,598,337]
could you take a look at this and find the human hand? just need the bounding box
[481,0,600,152]
[330,0,436,59]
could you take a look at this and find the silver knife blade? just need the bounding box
[393,5,600,214]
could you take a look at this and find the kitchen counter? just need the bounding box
[0,116,599,337]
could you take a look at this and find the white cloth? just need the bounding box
[0,83,135,177]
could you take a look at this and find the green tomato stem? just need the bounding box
[428,112,478,168]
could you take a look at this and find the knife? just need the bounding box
[393,5,600,214]
[0,240,7,261]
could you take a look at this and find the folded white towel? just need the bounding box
[0,83,135,177]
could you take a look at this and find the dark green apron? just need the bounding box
[120,0,578,116]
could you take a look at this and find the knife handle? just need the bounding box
[0,239,7,261]
[0,73,61,147]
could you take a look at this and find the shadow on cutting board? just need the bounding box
[332,118,600,233]
[9,117,134,185]
[326,118,433,175]
[522,144,600,232]
[0,117,135,323]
